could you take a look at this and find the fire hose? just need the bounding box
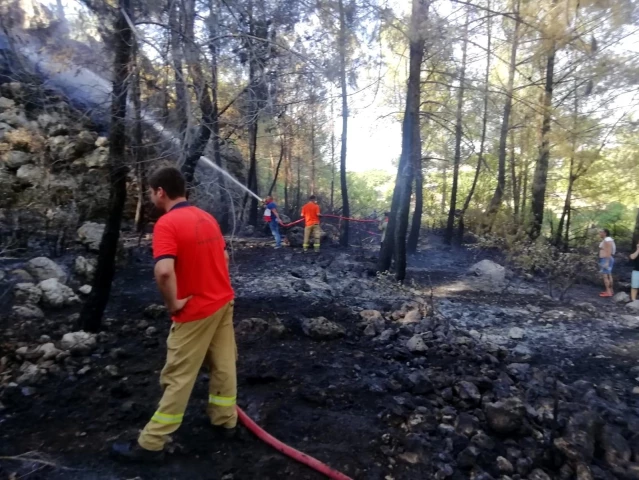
[279,214,379,228]
[237,406,353,480]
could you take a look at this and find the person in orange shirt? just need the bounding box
[301,195,321,252]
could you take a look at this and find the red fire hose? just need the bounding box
[236,406,353,480]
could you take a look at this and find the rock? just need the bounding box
[484,397,525,434]
[78,285,92,295]
[455,412,479,437]
[360,309,385,333]
[60,331,96,355]
[496,456,514,474]
[301,317,345,340]
[78,365,91,375]
[553,411,601,462]
[456,381,481,404]
[406,335,427,353]
[619,315,639,329]
[144,304,166,319]
[508,327,525,340]
[407,371,434,395]
[74,256,97,281]
[242,225,255,236]
[11,269,33,282]
[77,222,105,251]
[511,344,533,362]
[466,260,506,292]
[402,309,422,324]
[75,131,97,155]
[507,362,530,377]
[38,278,80,308]
[574,302,597,314]
[627,301,639,313]
[26,257,67,284]
[95,136,108,147]
[11,304,44,320]
[363,324,376,336]
[82,146,107,168]
[457,446,480,469]
[14,283,42,304]
[614,292,631,304]
[528,469,551,480]
[35,343,61,361]
[377,329,395,343]
[16,362,41,384]
[601,424,631,471]
[0,96,15,111]
[16,164,44,185]
[236,317,286,338]
[286,227,304,247]
[105,365,119,377]
[3,150,30,169]
[145,326,157,336]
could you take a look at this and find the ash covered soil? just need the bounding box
[3,235,639,480]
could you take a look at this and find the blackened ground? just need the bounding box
[1,234,639,480]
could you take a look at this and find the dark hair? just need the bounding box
[309,195,316,201]
[602,228,610,236]
[148,167,186,199]
[384,211,390,216]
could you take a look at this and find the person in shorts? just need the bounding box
[598,228,616,297]
[630,240,639,301]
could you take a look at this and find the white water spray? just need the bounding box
[140,113,262,202]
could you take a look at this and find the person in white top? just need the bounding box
[598,228,616,297]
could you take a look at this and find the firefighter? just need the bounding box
[301,195,321,252]
[112,167,237,461]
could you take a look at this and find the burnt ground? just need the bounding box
[2,233,639,480]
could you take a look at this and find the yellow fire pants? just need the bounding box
[303,224,321,251]
[138,300,237,451]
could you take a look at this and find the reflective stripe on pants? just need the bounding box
[137,300,237,451]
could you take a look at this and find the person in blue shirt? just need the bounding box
[263,195,284,248]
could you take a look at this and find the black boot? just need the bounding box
[111,441,165,463]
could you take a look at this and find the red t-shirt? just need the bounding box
[153,202,234,323]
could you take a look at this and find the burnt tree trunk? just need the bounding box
[458,0,492,241]
[132,45,145,233]
[338,0,350,246]
[169,0,187,144]
[407,159,423,253]
[444,11,470,245]
[529,38,557,239]
[208,0,229,232]
[180,0,214,188]
[269,133,285,195]
[378,0,427,279]
[483,0,520,231]
[80,0,133,332]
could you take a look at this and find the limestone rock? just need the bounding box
[406,335,427,353]
[14,282,42,305]
[3,150,31,169]
[16,164,44,185]
[466,260,506,292]
[26,257,67,283]
[74,256,97,281]
[78,285,92,295]
[626,301,639,314]
[60,331,96,355]
[508,327,525,340]
[11,304,44,320]
[236,317,286,338]
[613,292,631,304]
[38,278,79,308]
[301,316,345,340]
[34,343,61,361]
[484,397,525,434]
[82,146,108,168]
[77,222,104,251]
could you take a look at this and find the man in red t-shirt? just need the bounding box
[112,167,237,461]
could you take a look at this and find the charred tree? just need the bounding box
[407,158,423,253]
[338,0,350,246]
[80,0,133,332]
[458,0,492,241]
[444,11,470,245]
[132,45,145,233]
[169,0,187,143]
[529,36,557,239]
[378,0,427,280]
[482,0,520,232]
